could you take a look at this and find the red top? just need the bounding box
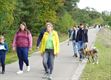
[13,31,32,48]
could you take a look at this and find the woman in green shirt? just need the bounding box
[39,22,59,79]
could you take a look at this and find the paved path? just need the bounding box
[0,28,99,80]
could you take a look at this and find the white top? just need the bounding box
[0,45,6,50]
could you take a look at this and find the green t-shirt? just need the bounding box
[45,33,54,49]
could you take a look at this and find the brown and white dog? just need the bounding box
[80,47,99,64]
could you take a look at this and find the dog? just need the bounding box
[80,47,99,64]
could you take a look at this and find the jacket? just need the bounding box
[39,30,59,55]
[76,28,88,43]
[70,29,76,41]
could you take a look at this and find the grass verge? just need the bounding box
[80,28,111,80]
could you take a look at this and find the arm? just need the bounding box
[28,32,33,48]
[4,43,8,52]
[76,30,79,42]
[85,29,88,42]
[12,33,17,48]
[55,31,60,55]
[36,29,46,47]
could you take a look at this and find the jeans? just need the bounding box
[16,47,29,70]
[77,41,85,59]
[43,49,55,74]
[72,41,78,56]
[0,51,6,72]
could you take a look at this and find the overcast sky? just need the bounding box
[77,0,111,12]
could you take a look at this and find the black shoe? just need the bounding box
[73,54,77,57]
[2,71,5,74]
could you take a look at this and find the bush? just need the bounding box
[56,11,75,33]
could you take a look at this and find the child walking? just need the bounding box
[0,35,8,74]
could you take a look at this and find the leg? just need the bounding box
[16,47,24,71]
[22,48,29,66]
[1,53,6,74]
[77,42,80,58]
[78,41,83,60]
[72,41,77,57]
[47,55,50,69]
[80,42,85,59]
[94,54,98,64]
[88,56,90,63]
[43,51,49,73]
[49,50,55,74]
[92,56,95,64]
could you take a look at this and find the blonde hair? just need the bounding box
[46,22,53,28]
[0,35,4,41]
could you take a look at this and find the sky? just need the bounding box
[77,0,111,12]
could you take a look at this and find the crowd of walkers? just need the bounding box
[68,23,88,61]
[0,21,59,80]
[0,21,88,80]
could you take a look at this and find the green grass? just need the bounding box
[5,33,68,64]
[80,28,111,80]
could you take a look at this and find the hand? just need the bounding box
[13,47,16,51]
[41,53,44,57]
[55,54,58,57]
[36,47,39,50]
[85,42,88,45]
[29,48,32,51]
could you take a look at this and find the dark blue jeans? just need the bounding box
[16,47,29,70]
[43,49,55,74]
[0,51,6,72]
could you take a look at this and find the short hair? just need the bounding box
[80,23,84,26]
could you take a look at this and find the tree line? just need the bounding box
[0,0,111,51]
[0,0,111,34]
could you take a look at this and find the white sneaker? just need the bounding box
[48,74,52,80]
[27,66,30,72]
[17,70,23,74]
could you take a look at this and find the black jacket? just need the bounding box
[36,28,46,47]
[76,28,88,43]
[71,29,76,40]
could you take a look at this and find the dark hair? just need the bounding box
[17,22,30,34]
[80,23,84,26]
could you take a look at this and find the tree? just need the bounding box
[56,12,75,32]
[0,0,16,34]
[64,0,80,11]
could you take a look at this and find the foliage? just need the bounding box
[0,0,111,53]
[0,0,16,34]
[56,12,75,32]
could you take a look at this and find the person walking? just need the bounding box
[0,35,8,74]
[12,22,32,74]
[39,22,59,79]
[68,28,73,39]
[70,26,78,57]
[67,28,73,45]
[36,21,51,73]
[76,23,88,61]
